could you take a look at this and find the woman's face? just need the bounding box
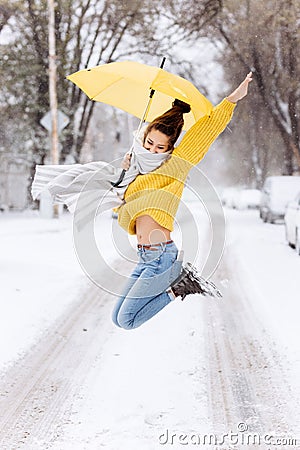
[144,129,170,153]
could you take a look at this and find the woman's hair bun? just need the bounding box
[173,98,191,114]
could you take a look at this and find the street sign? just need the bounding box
[40,110,70,134]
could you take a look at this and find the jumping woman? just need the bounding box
[111,72,252,330]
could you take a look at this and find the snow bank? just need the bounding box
[0,210,88,370]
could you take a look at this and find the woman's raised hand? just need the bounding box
[121,152,131,170]
[227,72,253,103]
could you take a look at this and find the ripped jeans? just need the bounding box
[111,241,183,330]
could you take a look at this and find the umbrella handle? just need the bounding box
[111,56,166,189]
[111,168,126,188]
[111,142,134,188]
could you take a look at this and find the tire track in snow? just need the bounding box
[204,248,297,448]
[0,261,126,450]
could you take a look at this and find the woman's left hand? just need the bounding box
[227,72,253,103]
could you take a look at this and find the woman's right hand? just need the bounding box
[121,153,131,170]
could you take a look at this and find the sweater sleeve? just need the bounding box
[173,98,236,165]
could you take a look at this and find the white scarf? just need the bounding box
[31,133,171,230]
[119,136,171,186]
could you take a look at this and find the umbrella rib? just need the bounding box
[90,75,153,101]
[89,76,124,100]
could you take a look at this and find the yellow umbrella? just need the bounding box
[67,60,212,131]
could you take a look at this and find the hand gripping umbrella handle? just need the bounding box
[111,57,166,188]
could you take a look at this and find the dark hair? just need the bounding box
[143,99,191,151]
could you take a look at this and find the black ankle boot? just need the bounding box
[170,262,222,301]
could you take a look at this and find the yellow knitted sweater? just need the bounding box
[117,99,236,235]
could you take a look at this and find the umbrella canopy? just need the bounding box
[67,61,212,131]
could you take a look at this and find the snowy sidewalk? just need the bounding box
[0,211,89,370]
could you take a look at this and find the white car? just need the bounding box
[233,189,261,210]
[221,187,241,208]
[260,176,300,223]
[284,191,300,252]
[296,209,300,255]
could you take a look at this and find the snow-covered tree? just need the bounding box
[215,0,300,177]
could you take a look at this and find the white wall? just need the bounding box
[0,154,29,210]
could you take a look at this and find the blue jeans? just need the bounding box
[112,241,183,330]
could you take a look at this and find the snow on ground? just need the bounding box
[0,210,86,370]
[1,206,212,450]
[224,209,300,429]
[0,208,137,371]
[225,209,300,373]
[0,198,212,375]
[1,206,300,448]
[49,297,210,450]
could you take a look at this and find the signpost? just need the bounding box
[40,110,70,134]
[39,0,69,219]
[39,110,69,219]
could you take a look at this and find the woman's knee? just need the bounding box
[111,295,127,328]
[111,303,138,330]
[115,313,138,330]
[111,310,122,328]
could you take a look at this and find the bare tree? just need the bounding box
[166,0,299,180]
[215,0,300,175]
[0,1,22,34]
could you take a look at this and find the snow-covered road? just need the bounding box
[0,208,299,449]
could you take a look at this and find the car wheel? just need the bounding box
[267,212,275,224]
[296,229,300,255]
[285,224,295,248]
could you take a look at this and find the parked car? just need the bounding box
[221,187,261,210]
[0,203,8,212]
[233,189,261,210]
[221,187,241,208]
[296,209,300,255]
[260,176,300,223]
[284,191,300,250]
